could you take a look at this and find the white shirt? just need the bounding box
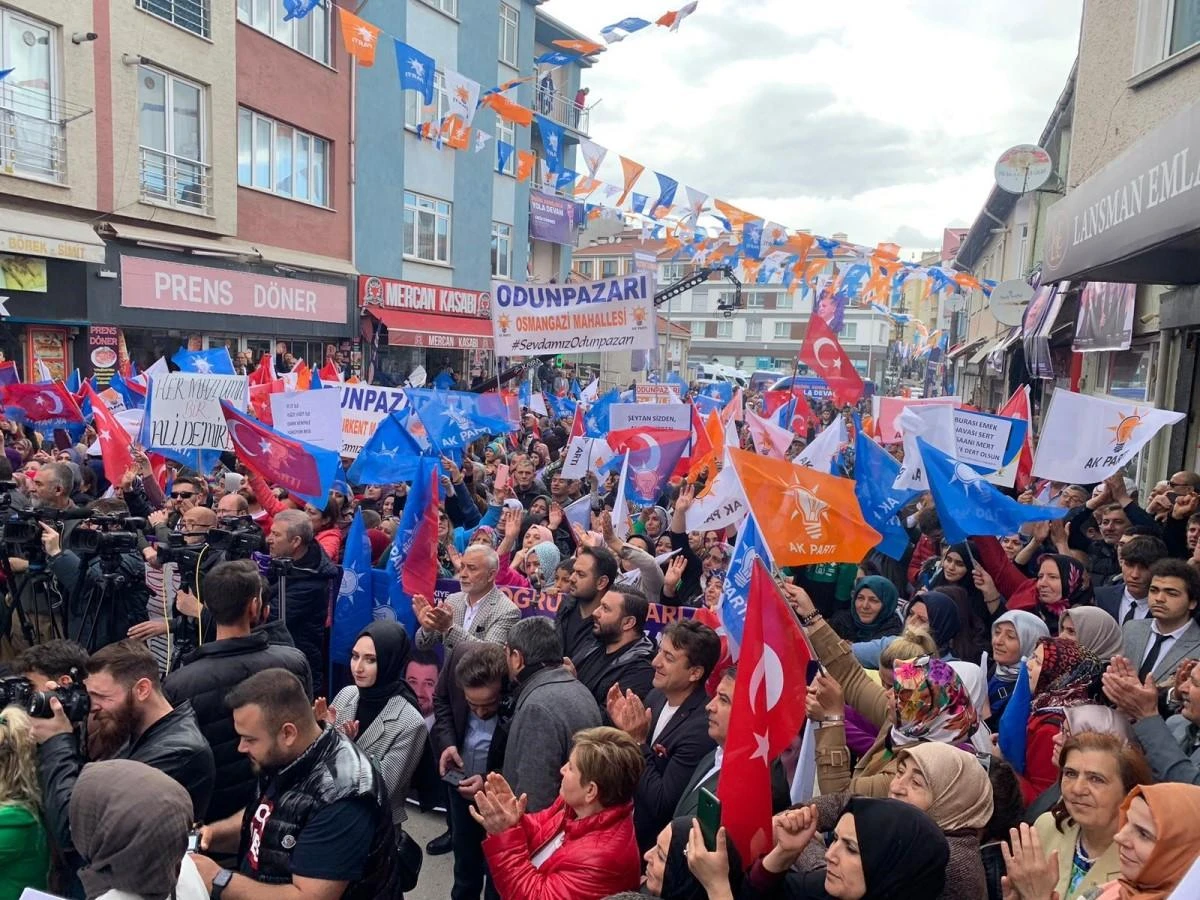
[463,596,484,634]
[650,702,680,744]
[1119,588,1150,623]
[97,854,209,900]
[690,746,724,797]
[1142,619,1194,670]
[530,831,567,869]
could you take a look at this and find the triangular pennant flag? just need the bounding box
[579,138,607,177]
[617,156,645,205]
[444,70,481,126]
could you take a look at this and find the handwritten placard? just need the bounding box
[146,373,247,452]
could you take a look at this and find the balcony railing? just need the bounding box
[534,87,589,134]
[136,0,211,38]
[0,83,76,184]
[139,147,211,214]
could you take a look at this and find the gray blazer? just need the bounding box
[1120,619,1200,685]
[331,686,427,827]
[415,586,520,652]
[502,666,602,813]
[1132,713,1200,785]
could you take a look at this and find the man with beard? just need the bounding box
[191,668,400,900]
[574,585,656,707]
[28,639,214,895]
[557,544,619,665]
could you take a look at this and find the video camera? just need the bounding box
[65,515,147,558]
[206,516,262,559]
[0,669,90,723]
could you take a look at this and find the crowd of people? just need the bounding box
[0,375,1198,900]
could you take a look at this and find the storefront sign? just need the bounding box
[0,229,105,264]
[88,325,121,386]
[0,255,47,292]
[386,329,491,351]
[339,384,409,458]
[359,276,490,318]
[635,383,676,404]
[270,388,344,454]
[145,373,248,452]
[491,274,655,356]
[528,190,578,246]
[610,402,690,431]
[120,257,348,325]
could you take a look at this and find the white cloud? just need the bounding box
[545,0,1081,254]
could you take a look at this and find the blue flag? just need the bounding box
[372,567,419,637]
[917,438,1068,544]
[666,372,688,395]
[108,371,144,410]
[535,50,579,66]
[66,369,81,394]
[692,394,723,416]
[172,346,235,375]
[582,388,621,438]
[631,193,650,215]
[998,660,1032,774]
[534,114,564,173]
[404,387,517,453]
[717,512,773,657]
[546,393,578,421]
[394,40,435,104]
[569,379,582,400]
[701,381,733,404]
[282,0,320,20]
[330,510,373,671]
[388,456,440,610]
[555,169,578,191]
[346,412,429,486]
[854,428,920,561]
[653,172,678,214]
[518,381,531,410]
[496,140,514,174]
[742,220,764,259]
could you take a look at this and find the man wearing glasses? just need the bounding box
[1160,470,1200,559]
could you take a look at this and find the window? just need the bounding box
[491,222,512,279]
[576,260,594,279]
[419,0,459,16]
[496,118,515,175]
[0,10,65,182]
[404,191,451,263]
[662,263,687,281]
[237,0,329,62]
[777,292,793,310]
[745,320,762,339]
[237,109,329,206]
[138,67,208,212]
[746,293,765,309]
[137,0,210,39]
[499,3,519,66]
[774,321,791,339]
[405,71,448,130]
[1133,0,1200,73]
[690,321,705,337]
[1171,0,1200,53]
[600,259,618,278]
[716,321,732,338]
[841,322,858,342]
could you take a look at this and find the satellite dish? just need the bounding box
[989,279,1035,326]
[995,144,1052,194]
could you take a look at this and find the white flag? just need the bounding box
[580,378,599,402]
[685,185,708,214]
[894,405,955,491]
[685,450,748,533]
[36,359,53,382]
[1031,389,1185,483]
[793,417,847,472]
[405,365,427,388]
[613,451,631,539]
[474,130,492,153]
[529,391,548,417]
[745,409,793,459]
[789,723,818,804]
[579,138,607,177]
[444,70,481,126]
[563,495,592,533]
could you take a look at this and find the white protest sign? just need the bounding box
[875,395,961,444]
[609,402,690,432]
[270,387,344,453]
[145,373,247,452]
[339,384,409,458]
[491,274,656,355]
[952,409,1014,472]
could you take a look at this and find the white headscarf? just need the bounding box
[949,661,994,757]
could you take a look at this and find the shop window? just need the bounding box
[491,222,512,279]
[0,10,65,183]
[138,66,208,213]
[496,118,516,175]
[404,71,448,131]
[499,3,519,66]
[236,0,329,64]
[237,108,330,206]
[404,191,451,264]
[138,0,210,39]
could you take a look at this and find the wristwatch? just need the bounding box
[211,867,233,900]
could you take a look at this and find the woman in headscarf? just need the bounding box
[829,576,903,647]
[642,816,743,899]
[904,591,963,659]
[517,541,561,591]
[988,610,1051,727]
[639,505,670,543]
[974,536,1092,634]
[1058,606,1123,659]
[930,542,994,626]
[328,621,428,835]
[938,584,992,664]
[949,660,996,758]
[69,759,207,900]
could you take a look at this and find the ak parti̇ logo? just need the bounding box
[1107,409,1144,455]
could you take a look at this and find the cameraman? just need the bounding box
[214,492,265,556]
[29,639,215,895]
[40,499,149,654]
[265,509,340,696]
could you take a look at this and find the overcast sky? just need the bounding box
[545,0,1082,255]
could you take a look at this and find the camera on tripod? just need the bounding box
[0,505,70,555]
[206,517,262,559]
[66,515,147,557]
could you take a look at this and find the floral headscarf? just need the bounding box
[1031,636,1103,713]
[889,656,978,750]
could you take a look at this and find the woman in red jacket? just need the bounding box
[472,726,644,900]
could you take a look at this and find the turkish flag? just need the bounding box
[248,379,286,424]
[84,384,134,488]
[677,404,713,477]
[2,381,84,423]
[799,315,864,407]
[248,353,277,387]
[717,560,811,863]
[220,400,339,506]
[997,385,1034,491]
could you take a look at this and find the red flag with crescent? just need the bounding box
[219,400,339,506]
[798,314,864,407]
[606,427,690,505]
[84,383,134,487]
[2,381,84,423]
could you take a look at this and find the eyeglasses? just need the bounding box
[170,492,196,500]
[1169,481,1194,490]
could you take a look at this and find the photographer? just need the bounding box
[29,640,214,895]
[265,509,340,697]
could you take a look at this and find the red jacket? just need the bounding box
[975,536,1038,612]
[483,797,641,900]
[1018,711,1064,806]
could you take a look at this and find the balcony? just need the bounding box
[135,0,211,39]
[0,83,79,185]
[139,147,212,214]
[534,86,589,135]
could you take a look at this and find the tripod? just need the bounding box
[0,552,68,649]
[71,555,127,653]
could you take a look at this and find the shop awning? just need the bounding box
[0,209,106,264]
[367,308,494,351]
[99,223,357,276]
[968,333,1008,365]
[947,337,985,360]
[1041,98,1200,285]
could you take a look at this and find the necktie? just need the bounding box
[1123,602,1138,624]
[1138,631,1171,682]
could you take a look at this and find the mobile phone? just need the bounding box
[495,464,510,492]
[187,830,201,853]
[442,769,466,787]
[806,661,823,685]
[697,788,721,851]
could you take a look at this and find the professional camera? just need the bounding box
[156,532,203,567]
[0,675,34,709]
[206,517,262,559]
[27,669,90,722]
[65,515,147,556]
[0,505,68,551]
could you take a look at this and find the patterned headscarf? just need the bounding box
[1031,636,1103,713]
[1036,553,1089,617]
[889,656,978,750]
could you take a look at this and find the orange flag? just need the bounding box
[617,156,645,205]
[481,92,533,126]
[338,7,381,66]
[728,448,881,566]
[553,38,605,55]
[690,409,725,487]
[441,115,470,150]
[515,150,534,183]
[713,199,756,230]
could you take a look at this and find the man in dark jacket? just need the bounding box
[433,642,513,900]
[266,508,341,696]
[29,639,215,893]
[163,560,312,822]
[557,544,619,664]
[574,584,656,707]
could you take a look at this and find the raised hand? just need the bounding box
[1001,823,1060,900]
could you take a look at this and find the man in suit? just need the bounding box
[1120,558,1200,687]
[674,664,735,820]
[607,619,720,850]
[1106,655,1200,785]
[1095,535,1167,624]
[413,545,520,652]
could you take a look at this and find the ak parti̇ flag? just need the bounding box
[799,314,864,407]
[718,559,811,864]
[515,149,535,183]
[338,7,381,66]
[728,447,880,566]
[84,383,134,488]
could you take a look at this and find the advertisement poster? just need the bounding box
[1073,282,1135,352]
[0,254,47,292]
[528,190,578,246]
[88,325,121,386]
[25,327,69,383]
